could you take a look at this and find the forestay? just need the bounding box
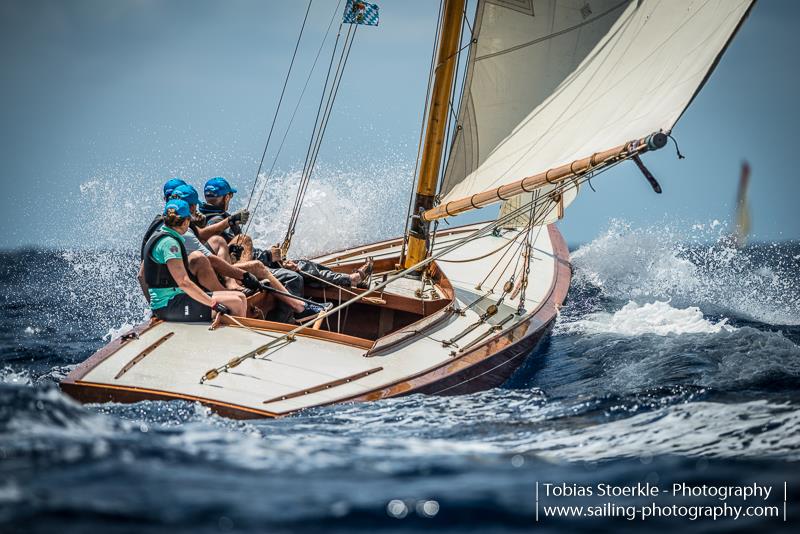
[440,0,754,223]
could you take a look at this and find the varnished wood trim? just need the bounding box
[63,319,162,384]
[367,304,455,356]
[262,366,383,405]
[304,284,450,316]
[64,380,281,419]
[114,332,174,379]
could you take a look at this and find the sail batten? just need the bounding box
[437,0,754,222]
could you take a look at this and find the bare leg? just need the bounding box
[235,260,269,279]
[207,235,232,263]
[188,252,226,292]
[210,290,247,317]
[206,237,243,289]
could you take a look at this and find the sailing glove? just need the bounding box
[229,209,250,226]
[241,272,262,291]
[211,302,231,315]
[191,212,207,227]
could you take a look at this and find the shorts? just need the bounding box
[154,293,212,323]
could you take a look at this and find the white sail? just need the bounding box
[441,0,753,223]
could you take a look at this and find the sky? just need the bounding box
[0,0,797,250]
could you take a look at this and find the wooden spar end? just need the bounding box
[421,132,667,222]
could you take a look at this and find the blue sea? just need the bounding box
[1,221,799,532]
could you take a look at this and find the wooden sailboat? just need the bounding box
[61,0,755,418]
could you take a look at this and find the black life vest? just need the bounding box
[198,202,238,242]
[141,228,195,289]
[140,214,164,259]
[198,203,229,221]
[143,215,209,255]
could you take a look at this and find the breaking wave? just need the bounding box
[569,219,800,325]
[558,300,734,336]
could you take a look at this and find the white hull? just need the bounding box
[62,223,570,418]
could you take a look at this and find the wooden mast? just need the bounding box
[404,0,466,270]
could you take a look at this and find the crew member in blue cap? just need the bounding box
[198,176,308,322]
[162,177,186,200]
[198,177,250,244]
[139,179,229,299]
[141,199,247,322]
[171,183,248,275]
[142,198,314,322]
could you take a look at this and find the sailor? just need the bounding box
[170,183,232,259]
[168,183,244,288]
[197,177,249,244]
[143,179,320,323]
[258,246,374,289]
[139,177,189,257]
[199,177,375,290]
[142,199,247,322]
[198,177,308,322]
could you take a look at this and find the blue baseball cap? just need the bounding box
[170,184,200,206]
[204,177,237,197]
[163,199,191,218]
[163,178,187,200]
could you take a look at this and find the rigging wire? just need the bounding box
[289,21,350,224]
[283,22,359,252]
[294,25,358,222]
[245,0,314,213]
[201,175,595,383]
[244,0,344,237]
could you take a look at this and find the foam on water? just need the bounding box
[0,367,33,387]
[517,399,800,462]
[545,321,800,395]
[570,219,800,325]
[35,153,414,338]
[559,300,733,336]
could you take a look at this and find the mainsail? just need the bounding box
[436,0,754,224]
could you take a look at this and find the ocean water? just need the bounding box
[1,219,799,532]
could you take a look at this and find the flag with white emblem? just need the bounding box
[343,0,379,26]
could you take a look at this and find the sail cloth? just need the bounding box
[440,0,754,225]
